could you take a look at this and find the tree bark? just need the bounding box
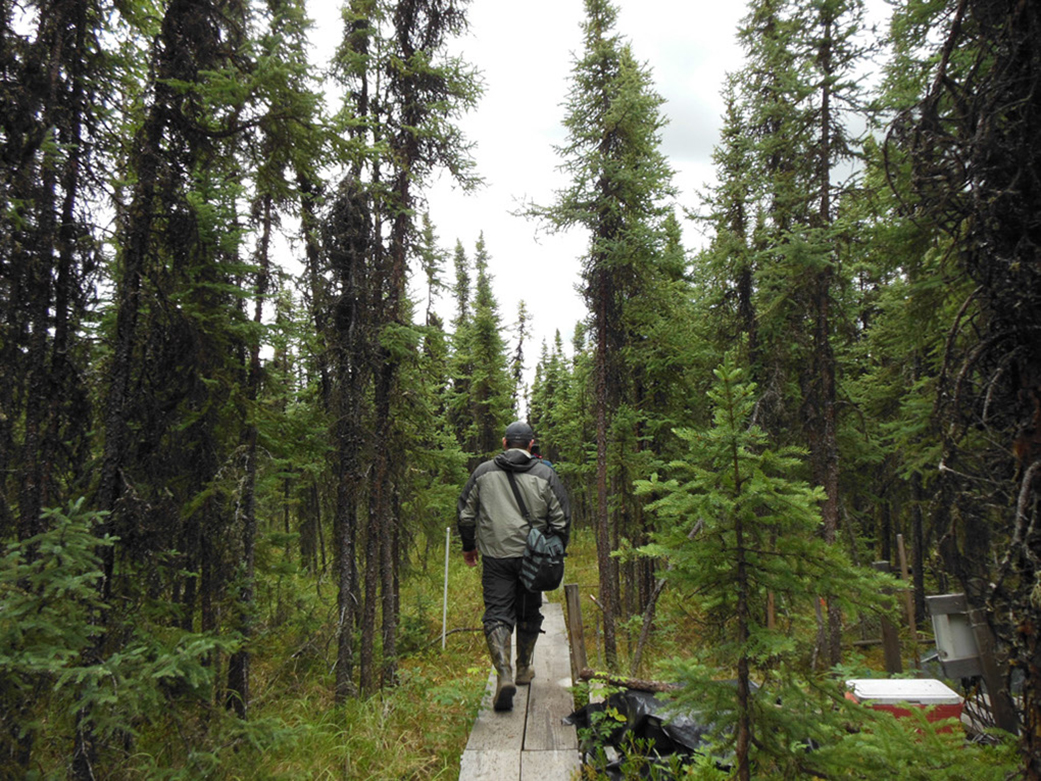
[806,8,843,667]
[594,289,618,667]
[227,193,272,717]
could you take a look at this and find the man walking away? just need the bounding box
[457,421,571,711]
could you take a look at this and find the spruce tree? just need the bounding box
[637,356,890,779]
[529,337,562,460]
[330,0,479,694]
[321,175,376,701]
[468,234,516,457]
[0,0,105,545]
[84,0,288,769]
[446,240,477,454]
[707,0,870,665]
[527,0,676,666]
[445,235,515,463]
[226,0,326,720]
[510,301,530,411]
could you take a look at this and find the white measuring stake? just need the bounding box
[442,526,450,650]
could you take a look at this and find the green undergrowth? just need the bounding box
[11,520,498,779]
[220,540,495,780]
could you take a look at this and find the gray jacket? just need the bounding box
[457,448,570,559]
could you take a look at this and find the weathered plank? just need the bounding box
[524,604,577,752]
[520,749,581,780]
[465,670,529,752]
[524,684,578,752]
[460,749,521,781]
[461,601,582,781]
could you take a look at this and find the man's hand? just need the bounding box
[463,549,479,567]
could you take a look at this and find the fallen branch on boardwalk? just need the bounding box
[578,667,680,693]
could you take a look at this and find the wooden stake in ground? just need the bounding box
[873,561,903,674]
[563,584,588,685]
[896,534,919,665]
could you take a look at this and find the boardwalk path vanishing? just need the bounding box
[458,600,581,780]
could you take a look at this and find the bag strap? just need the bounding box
[505,467,556,538]
[504,470,534,531]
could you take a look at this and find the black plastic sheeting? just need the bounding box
[564,686,751,778]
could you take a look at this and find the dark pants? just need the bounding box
[481,556,543,635]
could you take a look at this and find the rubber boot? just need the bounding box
[486,624,516,712]
[515,629,539,685]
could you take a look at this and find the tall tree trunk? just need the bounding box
[227,194,272,717]
[735,548,751,781]
[19,191,51,541]
[594,282,618,667]
[335,463,358,701]
[97,108,161,522]
[880,499,892,564]
[815,276,842,666]
[368,358,395,691]
[360,468,381,694]
[79,20,165,781]
[300,176,331,407]
[911,472,926,624]
[810,9,842,667]
[323,174,372,702]
[375,173,411,690]
[226,432,257,716]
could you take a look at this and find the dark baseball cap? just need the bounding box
[504,420,535,442]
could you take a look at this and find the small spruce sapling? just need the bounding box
[636,356,896,778]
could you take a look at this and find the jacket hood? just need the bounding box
[494,449,536,472]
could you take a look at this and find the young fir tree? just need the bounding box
[637,356,892,780]
[527,0,676,666]
[446,240,477,455]
[0,501,242,778]
[468,234,517,457]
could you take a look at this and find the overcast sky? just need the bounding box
[420,0,748,363]
[305,0,886,393]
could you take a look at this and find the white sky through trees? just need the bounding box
[422,0,745,370]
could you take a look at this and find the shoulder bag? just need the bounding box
[505,470,565,592]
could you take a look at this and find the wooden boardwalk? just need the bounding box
[459,601,581,780]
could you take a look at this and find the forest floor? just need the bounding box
[66,528,1020,780]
